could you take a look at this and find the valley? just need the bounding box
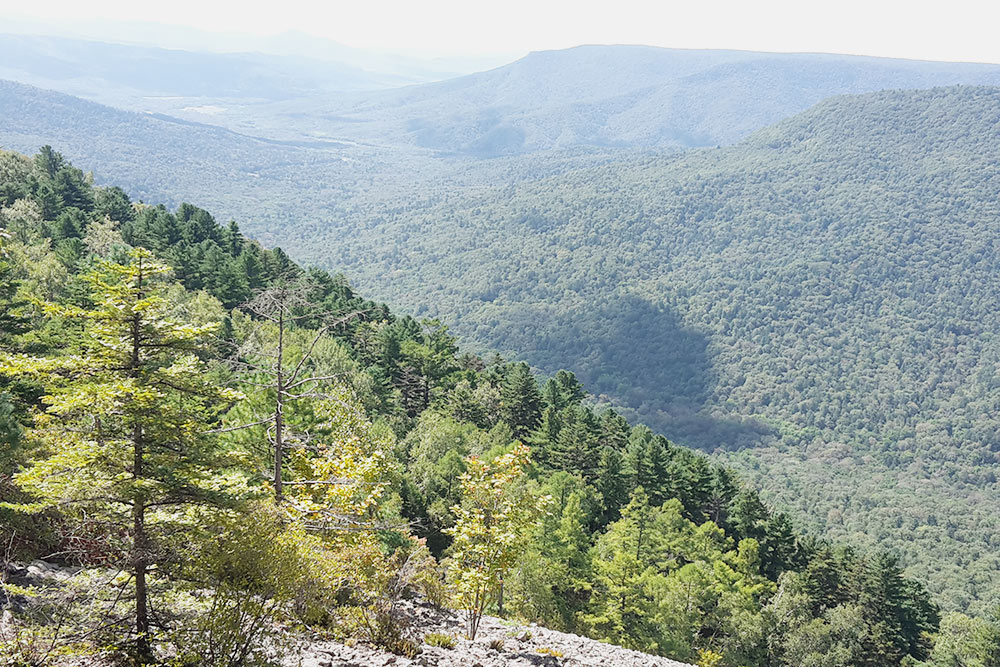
[2,32,1000,665]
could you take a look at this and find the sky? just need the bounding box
[3,0,1000,64]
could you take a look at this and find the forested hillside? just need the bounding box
[5,146,988,666]
[286,86,1000,611]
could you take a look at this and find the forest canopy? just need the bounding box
[0,145,985,666]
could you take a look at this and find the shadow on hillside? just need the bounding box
[507,293,773,452]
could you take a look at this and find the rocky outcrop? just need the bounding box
[293,602,694,667]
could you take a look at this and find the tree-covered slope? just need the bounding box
[1,145,957,667]
[0,78,455,247]
[294,86,1000,610]
[0,33,469,141]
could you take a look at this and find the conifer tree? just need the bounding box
[0,249,239,662]
[500,362,542,439]
[706,466,739,529]
[599,409,630,452]
[553,408,600,481]
[228,277,360,502]
[595,446,629,526]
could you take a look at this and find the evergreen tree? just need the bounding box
[500,362,542,439]
[545,369,585,408]
[706,466,739,530]
[586,487,663,650]
[646,437,674,505]
[599,409,631,452]
[93,185,136,224]
[0,249,238,661]
[762,512,801,578]
[553,407,600,481]
[595,446,629,526]
[730,489,770,544]
[527,404,562,467]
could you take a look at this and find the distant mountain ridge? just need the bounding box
[310,45,1000,154]
[0,33,440,98]
[6,39,1000,151]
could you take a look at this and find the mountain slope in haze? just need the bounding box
[0,33,464,140]
[310,45,1000,155]
[0,77,447,242]
[0,33,412,98]
[0,77,625,233]
[293,86,1000,611]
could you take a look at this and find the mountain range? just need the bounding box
[306,45,1000,154]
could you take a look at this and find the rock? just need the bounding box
[284,599,694,667]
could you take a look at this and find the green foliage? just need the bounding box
[424,632,457,649]
[0,145,957,667]
[445,444,547,639]
[179,505,321,667]
[294,87,1000,611]
[923,609,1000,667]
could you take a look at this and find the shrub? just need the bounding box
[697,648,724,667]
[424,632,457,649]
[537,646,564,657]
[399,539,451,608]
[175,505,326,666]
[385,637,421,658]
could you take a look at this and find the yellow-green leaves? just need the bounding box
[284,388,396,536]
[0,247,238,546]
[445,443,547,639]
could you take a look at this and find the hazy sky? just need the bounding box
[4,0,1000,64]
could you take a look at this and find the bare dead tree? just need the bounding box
[219,275,365,503]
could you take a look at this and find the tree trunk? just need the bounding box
[274,311,284,502]
[130,265,153,663]
[132,466,151,662]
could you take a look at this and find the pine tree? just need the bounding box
[0,247,27,342]
[599,409,630,452]
[500,362,542,439]
[585,487,661,649]
[624,432,654,491]
[527,405,562,467]
[228,278,359,502]
[730,489,770,544]
[0,249,239,662]
[762,512,801,577]
[706,465,739,529]
[646,437,674,505]
[595,446,629,526]
[552,407,600,480]
[544,369,585,409]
